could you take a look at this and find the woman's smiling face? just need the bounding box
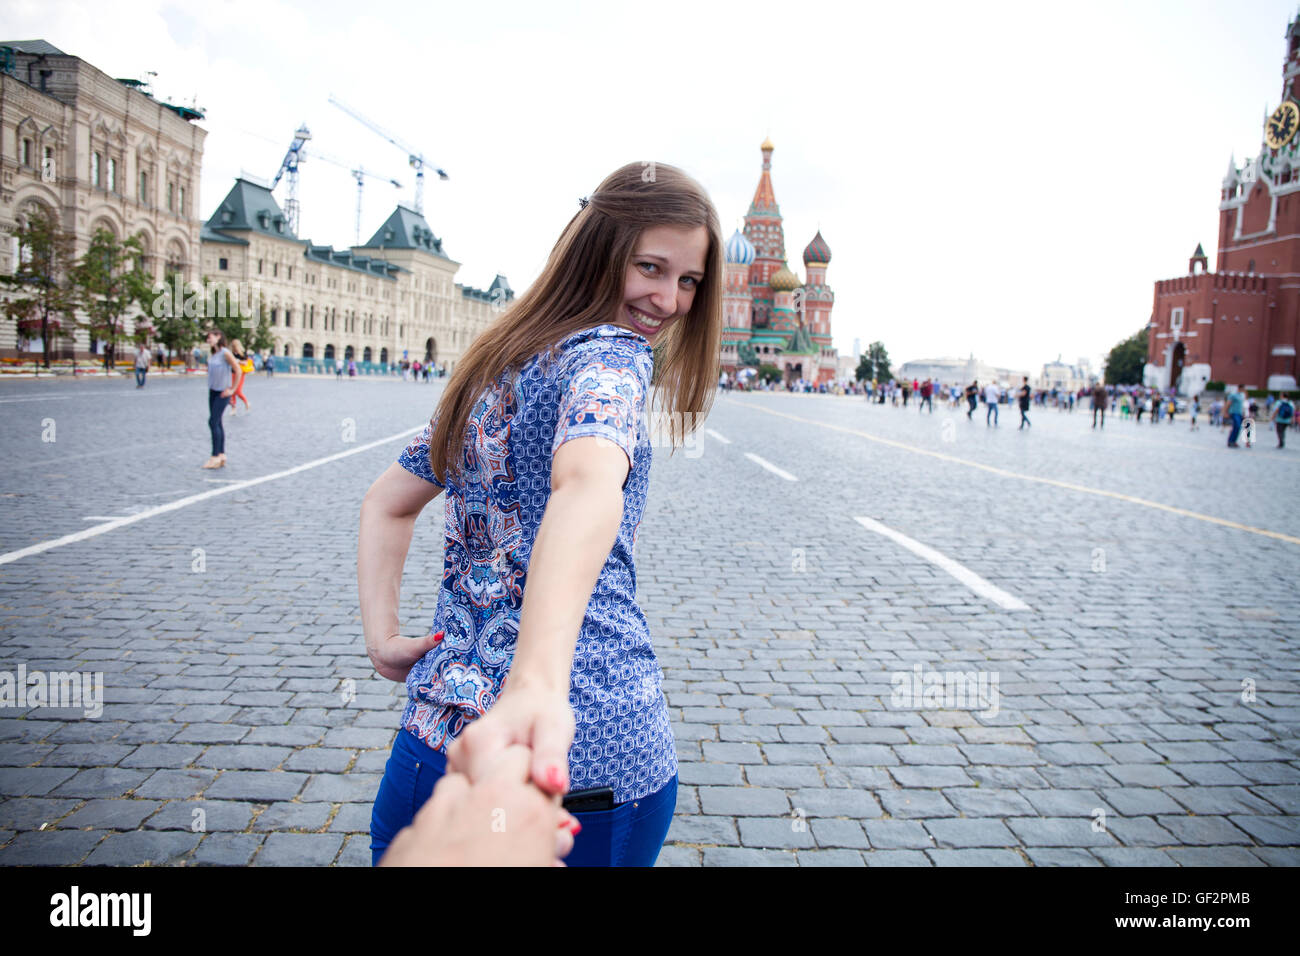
[617,225,708,343]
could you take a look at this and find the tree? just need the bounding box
[1,207,78,369]
[148,270,202,368]
[207,284,274,355]
[71,228,152,370]
[737,341,758,367]
[757,362,782,384]
[858,341,892,382]
[1104,328,1148,385]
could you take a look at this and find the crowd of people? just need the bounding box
[714,371,1298,448]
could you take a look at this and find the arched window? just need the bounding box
[380,347,388,364]
[282,344,290,357]
[302,343,314,359]
[324,344,335,360]
[344,345,355,360]
[363,346,373,362]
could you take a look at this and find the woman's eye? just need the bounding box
[637,262,659,275]
[680,276,698,288]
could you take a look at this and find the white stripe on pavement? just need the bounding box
[853,515,1031,611]
[0,426,423,567]
[744,452,798,481]
[705,428,731,445]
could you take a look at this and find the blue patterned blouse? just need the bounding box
[395,323,677,803]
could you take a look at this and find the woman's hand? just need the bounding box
[379,744,579,867]
[447,678,576,796]
[367,631,443,683]
[220,388,232,398]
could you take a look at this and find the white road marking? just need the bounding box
[705,428,732,445]
[743,452,798,481]
[0,426,423,567]
[853,515,1031,611]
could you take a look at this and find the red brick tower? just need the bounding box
[1148,15,1300,392]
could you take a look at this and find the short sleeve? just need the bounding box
[397,420,445,488]
[551,339,649,473]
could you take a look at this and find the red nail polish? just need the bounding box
[546,766,565,791]
[568,821,582,836]
[432,630,445,643]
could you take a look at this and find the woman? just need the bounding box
[203,328,242,469]
[359,161,722,867]
[228,338,254,413]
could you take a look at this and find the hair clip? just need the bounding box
[578,196,589,209]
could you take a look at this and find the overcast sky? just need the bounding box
[7,0,1296,372]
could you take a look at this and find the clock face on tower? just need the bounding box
[1265,100,1299,150]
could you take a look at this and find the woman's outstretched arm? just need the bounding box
[447,434,629,795]
[358,461,445,682]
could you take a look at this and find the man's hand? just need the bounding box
[379,744,578,867]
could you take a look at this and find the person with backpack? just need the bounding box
[965,380,979,419]
[1270,393,1295,448]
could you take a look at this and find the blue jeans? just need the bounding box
[986,402,998,425]
[134,367,147,386]
[208,389,227,455]
[1227,412,1243,445]
[370,728,678,867]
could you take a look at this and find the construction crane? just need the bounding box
[269,123,311,235]
[328,94,448,215]
[269,125,403,244]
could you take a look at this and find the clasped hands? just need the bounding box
[378,677,580,867]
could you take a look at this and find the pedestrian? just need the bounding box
[1225,386,1246,447]
[348,358,357,378]
[359,162,718,867]
[1091,380,1107,428]
[965,379,979,419]
[202,328,242,469]
[336,357,344,380]
[919,378,933,413]
[264,352,275,378]
[984,380,1000,426]
[1017,376,1032,429]
[228,339,253,413]
[901,381,910,407]
[1190,394,1200,431]
[1166,396,1176,425]
[133,342,151,388]
[1271,393,1295,448]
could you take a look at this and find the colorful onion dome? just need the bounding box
[803,230,831,265]
[769,262,800,291]
[761,135,774,151]
[725,229,756,265]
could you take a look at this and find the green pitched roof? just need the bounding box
[359,205,448,257]
[784,323,818,355]
[205,179,296,241]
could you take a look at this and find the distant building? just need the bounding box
[199,178,512,371]
[0,39,206,358]
[897,354,1029,388]
[1147,14,1300,393]
[1039,356,1093,392]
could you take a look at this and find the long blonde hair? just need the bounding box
[427,161,724,486]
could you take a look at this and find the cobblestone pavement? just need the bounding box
[0,375,1296,866]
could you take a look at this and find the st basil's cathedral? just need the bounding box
[720,138,839,384]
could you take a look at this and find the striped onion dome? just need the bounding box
[803,230,831,265]
[725,229,756,265]
[769,262,801,291]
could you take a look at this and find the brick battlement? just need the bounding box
[1156,272,1270,296]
